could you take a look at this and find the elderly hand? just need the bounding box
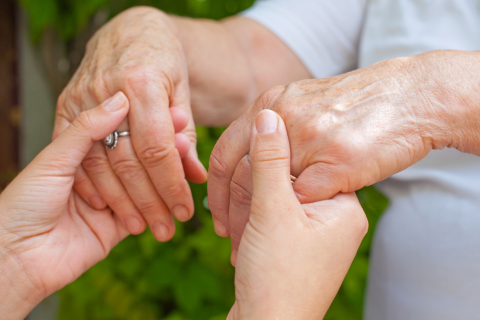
[54,7,207,242]
[208,50,480,252]
[0,93,131,319]
[227,110,367,319]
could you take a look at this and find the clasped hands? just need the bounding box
[5,6,480,318]
[54,8,475,255]
[0,94,366,319]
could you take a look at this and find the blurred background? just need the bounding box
[0,0,388,319]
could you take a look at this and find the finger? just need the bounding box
[74,193,130,254]
[249,110,298,216]
[37,92,129,176]
[302,192,361,221]
[178,112,207,184]
[207,86,284,236]
[175,133,191,159]
[170,107,189,133]
[52,113,70,141]
[229,155,253,266]
[302,192,368,239]
[126,81,195,222]
[108,136,176,242]
[52,89,72,141]
[182,142,208,184]
[54,91,107,210]
[293,162,349,203]
[73,166,106,210]
[171,79,207,184]
[208,115,251,237]
[83,142,147,235]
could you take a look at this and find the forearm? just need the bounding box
[170,15,311,126]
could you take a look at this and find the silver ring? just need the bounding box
[103,131,130,150]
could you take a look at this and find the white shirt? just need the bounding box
[243,1,480,319]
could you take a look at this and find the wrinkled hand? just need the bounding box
[227,110,367,319]
[0,93,130,318]
[55,7,207,242]
[208,51,469,252]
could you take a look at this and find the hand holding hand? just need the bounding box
[208,50,480,248]
[55,7,207,242]
[228,110,367,319]
[0,93,131,319]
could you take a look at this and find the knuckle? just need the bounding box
[254,85,285,110]
[208,150,230,181]
[136,199,162,216]
[67,85,88,110]
[160,183,182,199]
[111,159,145,183]
[108,194,133,213]
[230,180,252,206]
[87,75,109,101]
[82,156,110,173]
[262,85,286,103]
[56,90,67,110]
[122,68,158,95]
[252,147,289,164]
[139,145,175,168]
[74,111,94,132]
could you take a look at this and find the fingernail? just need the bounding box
[89,195,106,209]
[173,205,190,222]
[231,250,238,267]
[103,92,126,112]
[152,223,170,242]
[255,110,278,134]
[125,216,143,234]
[213,218,228,237]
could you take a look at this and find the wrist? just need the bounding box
[0,247,45,319]
[411,50,480,154]
[231,295,328,320]
[169,15,257,126]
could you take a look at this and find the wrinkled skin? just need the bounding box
[54,7,207,242]
[208,50,480,254]
[226,110,367,319]
[0,94,130,319]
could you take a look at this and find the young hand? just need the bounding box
[0,93,131,319]
[228,110,368,319]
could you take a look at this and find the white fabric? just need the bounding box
[242,0,367,78]
[360,1,480,319]
[242,1,480,319]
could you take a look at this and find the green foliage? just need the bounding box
[17,0,390,319]
[17,0,256,42]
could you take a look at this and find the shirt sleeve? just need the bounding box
[241,0,367,79]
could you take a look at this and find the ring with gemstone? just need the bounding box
[103,131,130,150]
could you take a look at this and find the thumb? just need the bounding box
[250,110,296,215]
[36,92,129,176]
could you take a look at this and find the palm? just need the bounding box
[2,173,128,296]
